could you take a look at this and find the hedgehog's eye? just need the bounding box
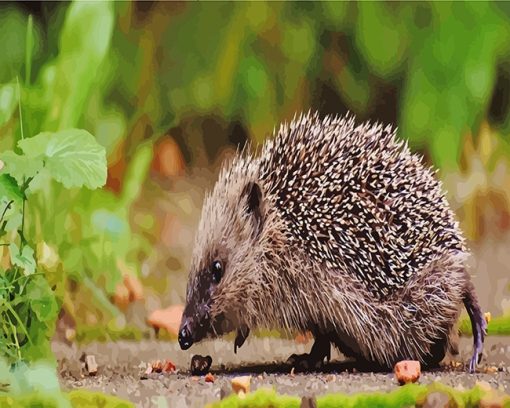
[211,260,223,284]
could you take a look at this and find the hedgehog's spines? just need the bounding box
[256,112,465,298]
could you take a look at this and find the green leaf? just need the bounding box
[240,56,269,99]
[27,275,58,323]
[18,129,107,189]
[0,151,43,185]
[9,243,36,275]
[355,2,404,78]
[0,82,18,127]
[0,174,22,204]
[4,211,22,233]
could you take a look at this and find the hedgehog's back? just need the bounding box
[258,112,466,298]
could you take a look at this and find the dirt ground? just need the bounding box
[54,336,510,407]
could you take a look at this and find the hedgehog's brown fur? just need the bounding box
[180,112,485,371]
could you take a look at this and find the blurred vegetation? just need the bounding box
[212,382,505,408]
[0,127,107,362]
[0,0,509,370]
[0,357,132,407]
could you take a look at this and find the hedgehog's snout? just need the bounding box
[179,302,212,350]
[178,317,193,350]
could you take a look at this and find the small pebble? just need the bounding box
[421,391,451,408]
[476,380,492,392]
[300,395,318,408]
[85,355,98,376]
[394,360,420,385]
[232,375,251,394]
[220,385,231,399]
[140,365,152,380]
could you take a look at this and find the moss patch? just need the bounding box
[0,389,133,407]
[75,325,145,343]
[68,390,134,407]
[209,382,508,408]
[459,314,510,336]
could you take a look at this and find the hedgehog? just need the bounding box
[178,112,486,373]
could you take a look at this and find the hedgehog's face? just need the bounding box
[178,178,264,351]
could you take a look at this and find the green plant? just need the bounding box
[459,313,510,336]
[0,357,133,407]
[0,2,154,340]
[0,128,106,362]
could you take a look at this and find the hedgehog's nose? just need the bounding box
[178,319,193,350]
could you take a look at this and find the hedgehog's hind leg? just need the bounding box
[463,279,487,373]
[287,334,330,372]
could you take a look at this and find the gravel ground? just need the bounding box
[54,336,510,407]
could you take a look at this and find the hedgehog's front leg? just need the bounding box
[287,334,331,372]
[234,325,250,354]
[464,280,487,373]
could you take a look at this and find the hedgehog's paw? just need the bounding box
[287,334,331,372]
[468,316,486,373]
[287,352,325,372]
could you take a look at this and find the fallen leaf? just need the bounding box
[152,137,186,177]
[485,312,491,324]
[163,359,176,373]
[147,305,184,336]
[117,259,144,302]
[113,282,130,309]
[152,360,163,373]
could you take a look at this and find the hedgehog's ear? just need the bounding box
[242,181,263,239]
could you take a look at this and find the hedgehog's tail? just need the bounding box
[463,277,487,373]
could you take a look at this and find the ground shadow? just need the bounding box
[210,359,391,375]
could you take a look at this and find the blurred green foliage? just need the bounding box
[0,123,107,361]
[0,357,133,407]
[212,382,495,408]
[0,2,155,347]
[2,1,505,167]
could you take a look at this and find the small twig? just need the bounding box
[19,199,26,246]
[16,77,28,247]
[16,77,24,141]
[0,200,13,224]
